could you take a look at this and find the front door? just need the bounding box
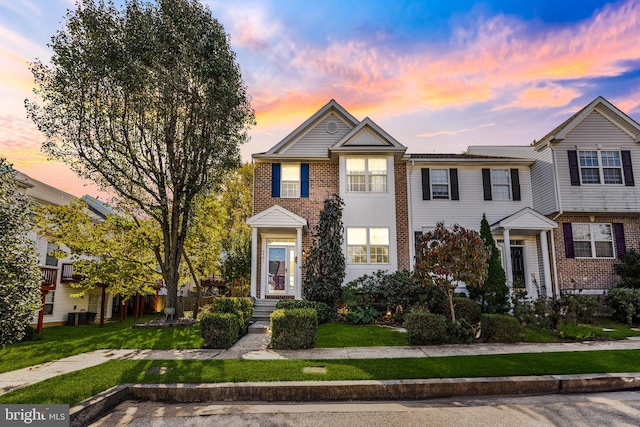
[510,246,525,287]
[267,246,295,296]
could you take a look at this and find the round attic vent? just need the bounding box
[325,121,338,134]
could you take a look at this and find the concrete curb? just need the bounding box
[69,373,640,427]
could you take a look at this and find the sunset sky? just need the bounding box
[2,0,640,197]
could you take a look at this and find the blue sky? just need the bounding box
[1,0,639,196]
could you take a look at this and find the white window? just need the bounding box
[281,164,300,198]
[44,291,55,315]
[431,169,449,199]
[346,158,387,192]
[347,227,389,264]
[45,242,59,266]
[579,150,623,185]
[572,223,614,258]
[491,169,511,200]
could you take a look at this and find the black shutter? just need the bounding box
[563,223,575,258]
[621,151,634,186]
[568,150,580,186]
[450,168,459,200]
[300,163,310,198]
[271,163,281,198]
[421,168,430,200]
[482,168,492,200]
[510,169,521,201]
[614,223,626,258]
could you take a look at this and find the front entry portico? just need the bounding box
[246,205,307,300]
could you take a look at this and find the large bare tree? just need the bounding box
[26,0,254,312]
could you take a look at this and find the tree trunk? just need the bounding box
[183,251,202,317]
[448,289,456,323]
[99,285,106,328]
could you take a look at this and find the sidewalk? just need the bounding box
[2,333,640,396]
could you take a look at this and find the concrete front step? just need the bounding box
[248,320,270,334]
[251,299,279,322]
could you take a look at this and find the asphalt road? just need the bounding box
[91,391,640,426]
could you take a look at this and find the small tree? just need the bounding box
[615,248,640,289]
[0,159,41,345]
[303,194,345,307]
[414,222,490,322]
[468,214,509,313]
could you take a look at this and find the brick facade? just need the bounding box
[552,214,640,293]
[394,161,411,270]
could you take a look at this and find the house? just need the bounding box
[14,171,115,329]
[470,97,640,296]
[406,153,557,298]
[250,96,640,302]
[247,100,410,300]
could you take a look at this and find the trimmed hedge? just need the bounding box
[481,314,524,343]
[606,288,640,324]
[449,297,482,324]
[270,308,317,350]
[275,299,332,324]
[202,297,254,332]
[200,313,240,349]
[403,312,449,345]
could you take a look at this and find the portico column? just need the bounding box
[539,230,552,298]
[503,229,513,286]
[296,227,303,300]
[250,227,258,299]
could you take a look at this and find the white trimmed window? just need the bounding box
[281,164,300,198]
[431,169,449,199]
[491,169,511,200]
[347,227,389,263]
[579,150,623,184]
[45,242,59,266]
[44,291,55,315]
[572,223,614,258]
[346,158,387,192]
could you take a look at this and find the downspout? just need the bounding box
[550,144,562,298]
[408,160,415,266]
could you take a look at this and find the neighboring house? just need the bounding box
[247,100,410,300]
[14,171,114,329]
[407,153,557,299]
[250,96,640,302]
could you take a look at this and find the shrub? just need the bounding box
[553,295,601,325]
[606,288,640,324]
[481,314,524,343]
[614,248,640,289]
[270,308,317,349]
[19,326,41,342]
[403,312,449,345]
[200,313,239,349]
[207,296,254,332]
[275,300,332,324]
[346,305,379,325]
[445,298,481,325]
[446,319,475,344]
[556,322,601,341]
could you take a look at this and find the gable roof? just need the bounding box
[256,99,360,159]
[490,207,558,232]
[246,204,308,228]
[329,117,406,160]
[535,96,640,149]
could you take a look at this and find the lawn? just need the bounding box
[0,316,203,373]
[316,322,408,347]
[1,349,639,405]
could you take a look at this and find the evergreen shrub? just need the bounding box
[270,308,317,349]
[275,299,332,324]
[403,312,449,345]
[200,312,239,349]
[606,288,640,324]
[481,314,524,343]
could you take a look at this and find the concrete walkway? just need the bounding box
[2,333,640,396]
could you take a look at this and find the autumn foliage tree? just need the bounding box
[414,222,490,322]
[26,0,254,312]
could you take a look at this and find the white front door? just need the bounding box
[267,245,296,296]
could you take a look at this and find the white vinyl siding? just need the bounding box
[555,110,640,212]
[281,113,353,156]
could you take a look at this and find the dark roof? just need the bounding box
[408,153,515,160]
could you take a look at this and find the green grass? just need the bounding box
[1,350,639,405]
[0,316,203,373]
[522,326,560,343]
[316,322,408,347]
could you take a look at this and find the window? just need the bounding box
[272,163,309,198]
[346,158,387,192]
[491,169,511,200]
[572,223,614,258]
[45,242,58,266]
[579,150,623,184]
[280,164,300,198]
[431,169,449,199]
[347,227,389,263]
[44,291,54,315]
